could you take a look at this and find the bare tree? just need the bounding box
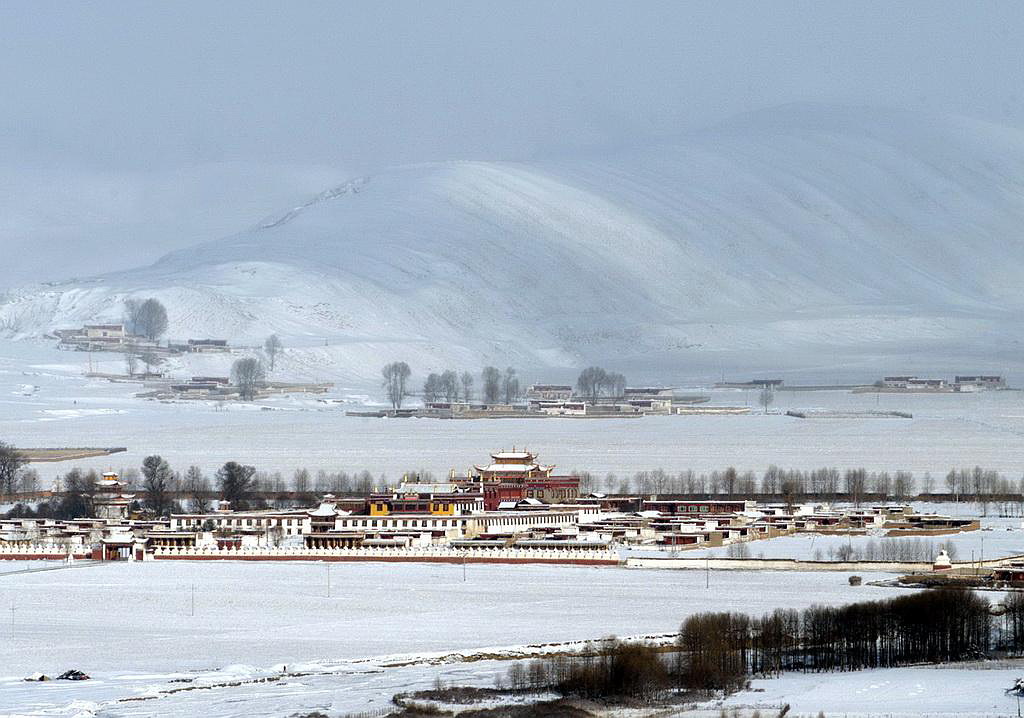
[0,441,26,496]
[422,372,441,403]
[264,334,282,371]
[381,361,412,409]
[140,351,162,375]
[460,371,474,402]
[124,297,168,341]
[759,385,775,414]
[183,465,211,513]
[502,367,520,404]
[216,461,256,510]
[481,366,501,403]
[123,298,142,336]
[293,467,312,497]
[605,372,626,399]
[440,370,459,402]
[124,341,138,376]
[231,357,266,401]
[142,454,174,516]
[576,366,609,403]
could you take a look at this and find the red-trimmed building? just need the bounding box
[472,450,579,510]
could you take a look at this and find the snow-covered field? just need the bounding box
[2,342,1024,483]
[723,662,1024,717]
[0,561,904,716]
[0,561,1019,717]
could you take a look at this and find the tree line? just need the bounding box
[574,464,1020,506]
[507,588,1006,701]
[380,362,633,409]
[381,363,524,409]
[0,456,394,520]
[1,458,259,520]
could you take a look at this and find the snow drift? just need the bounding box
[4,104,1024,384]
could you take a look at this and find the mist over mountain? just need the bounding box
[3,104,1024,385]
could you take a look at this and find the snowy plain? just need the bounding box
[0,561,906,716]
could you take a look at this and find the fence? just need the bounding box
[0,544,91,560]
[152,544,621,566]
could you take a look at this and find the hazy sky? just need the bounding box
[2,1,1023,286]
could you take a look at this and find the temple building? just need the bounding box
[92,472,134,520]
[471,449,579,510]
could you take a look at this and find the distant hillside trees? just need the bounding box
[0,441,26,496]
[263,334,282,371]
[576,367,626,403]
[381,361,412,409]
[217,461,256,510]
[460,371,474,401]
[141,454,174,516]
[231,357,266,401]
[481,366,501,403]
[123,297,168,341]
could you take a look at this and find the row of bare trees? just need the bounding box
[381,362,523,408]
[578,464,1017,504]
[575,366,626,403]
[512,588,998,701]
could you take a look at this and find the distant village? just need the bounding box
[352,383,740,419]
[52,305,330,401]
[48,301,1010,414]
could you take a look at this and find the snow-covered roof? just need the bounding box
[399,483,458,493]
[492,451,533,459]
[309,503,337,517]
[475,463,551,473]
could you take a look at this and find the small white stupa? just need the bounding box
[933,549,952,571]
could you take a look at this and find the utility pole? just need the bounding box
[705,557,709,588]
[326,563,332,598]
[9,603,14,640]
[190,583,195,617]
[462,553,467,583]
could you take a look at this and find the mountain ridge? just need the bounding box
[3,104,1023,384]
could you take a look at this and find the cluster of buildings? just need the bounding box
[403,385,711,419]
[53,323,230,357]
[0,449,979,563]
[877,375,1007,392]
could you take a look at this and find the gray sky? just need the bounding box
[2,1,1023,287]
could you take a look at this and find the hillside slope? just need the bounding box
[4,104,1024,385]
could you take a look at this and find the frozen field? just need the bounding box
[0,561,1017,717]
[723,662,1024,717]
[0,561,906,716]
[2,343,1024,483]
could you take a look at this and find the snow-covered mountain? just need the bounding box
[4,104,1024,385]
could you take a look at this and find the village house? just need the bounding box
[526,384,574,401]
